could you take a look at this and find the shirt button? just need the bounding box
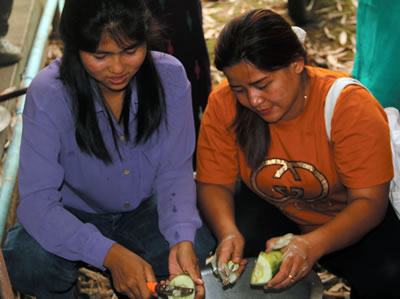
[123,169,130,175]
[120,136,125,141]
[124,203,131,209]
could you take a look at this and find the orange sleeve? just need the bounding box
[331,85,393,188]
[196,82,240,184]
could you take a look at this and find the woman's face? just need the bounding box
[223,59,306,123]
[79,32,147,98]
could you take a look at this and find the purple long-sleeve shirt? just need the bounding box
[17,52,202,270]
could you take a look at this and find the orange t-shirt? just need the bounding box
[196,66,393,232]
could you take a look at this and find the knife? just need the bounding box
[147,281,194,297]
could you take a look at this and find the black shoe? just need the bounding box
[0,37,22,66]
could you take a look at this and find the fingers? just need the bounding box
[105,244,156,298]
[265,238,276,252]
[137,282,152,299]
[216,233,244,266]
[266,254,308,290]
[216,246,232,266]
[185,257,201,280]
[194,279,205,299]
[266,233,295,251]
[184,263,205,299]
[231,239,244,264]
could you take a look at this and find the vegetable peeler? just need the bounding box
[147,281,194,297]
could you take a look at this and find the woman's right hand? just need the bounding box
[104,243,156,299]
[196,181,247,274]
[215,232,247,275]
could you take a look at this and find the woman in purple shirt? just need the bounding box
[2,0,215,298]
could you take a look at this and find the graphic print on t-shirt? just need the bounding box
[250,158,329,203]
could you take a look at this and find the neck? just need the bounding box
[104,91,125,122]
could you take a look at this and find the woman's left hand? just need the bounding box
[169,241,205,299]
[264,235,318,289]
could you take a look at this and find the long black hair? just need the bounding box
[59,0,165,163]
[214,9,307,169]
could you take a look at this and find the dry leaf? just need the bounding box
[339,31,347,45]
[351,34,356,46]
[336,1,343,12]
[324,27,336,40]
[325,290,351,296]
[328,282,345,292]
[340,15,347,25]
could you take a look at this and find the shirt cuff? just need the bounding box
[165,223,198,248]
[83,232,116,270]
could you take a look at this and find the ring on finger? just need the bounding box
[288,274,295,282]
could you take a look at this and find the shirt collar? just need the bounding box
[89,77,138,119]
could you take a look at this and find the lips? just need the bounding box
[107,74,128,85]
[257,106,273,115]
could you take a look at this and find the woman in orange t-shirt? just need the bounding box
[196,9,400,299]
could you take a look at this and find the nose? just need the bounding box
[108,54,124,74]
[248,89,265,107]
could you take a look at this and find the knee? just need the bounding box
[3,224,78,295]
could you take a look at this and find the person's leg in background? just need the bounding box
[145,0,212,168]
[0,0,22,66]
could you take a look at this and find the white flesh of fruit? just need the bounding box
[168,274,195,299]
[250,251,282,286]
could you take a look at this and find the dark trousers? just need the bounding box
[145,0,212,153]
[2,196,216,299]
[0,0,13,36]
[234,182,400,299]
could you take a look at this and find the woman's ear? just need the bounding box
[292,58,305,74]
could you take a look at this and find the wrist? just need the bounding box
[301,233,325,259]
[104,243,121,269]
[217,226,241,242]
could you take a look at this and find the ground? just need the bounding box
[40,0,358,298]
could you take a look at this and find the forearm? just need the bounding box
[196,181,238,241]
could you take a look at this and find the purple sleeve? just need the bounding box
[17,76,114,270]
[155,57,202,247]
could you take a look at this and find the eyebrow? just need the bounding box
[95,41,141,55]
[248,77,269,86]
[229,76,269,88]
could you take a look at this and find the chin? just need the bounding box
[106,84,129,93]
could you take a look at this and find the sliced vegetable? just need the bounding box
[250,251,283,286]
[168,274,196,299]
[207,253,240,286]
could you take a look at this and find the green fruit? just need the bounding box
[168,274,195,299]
[250,251,283,286]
